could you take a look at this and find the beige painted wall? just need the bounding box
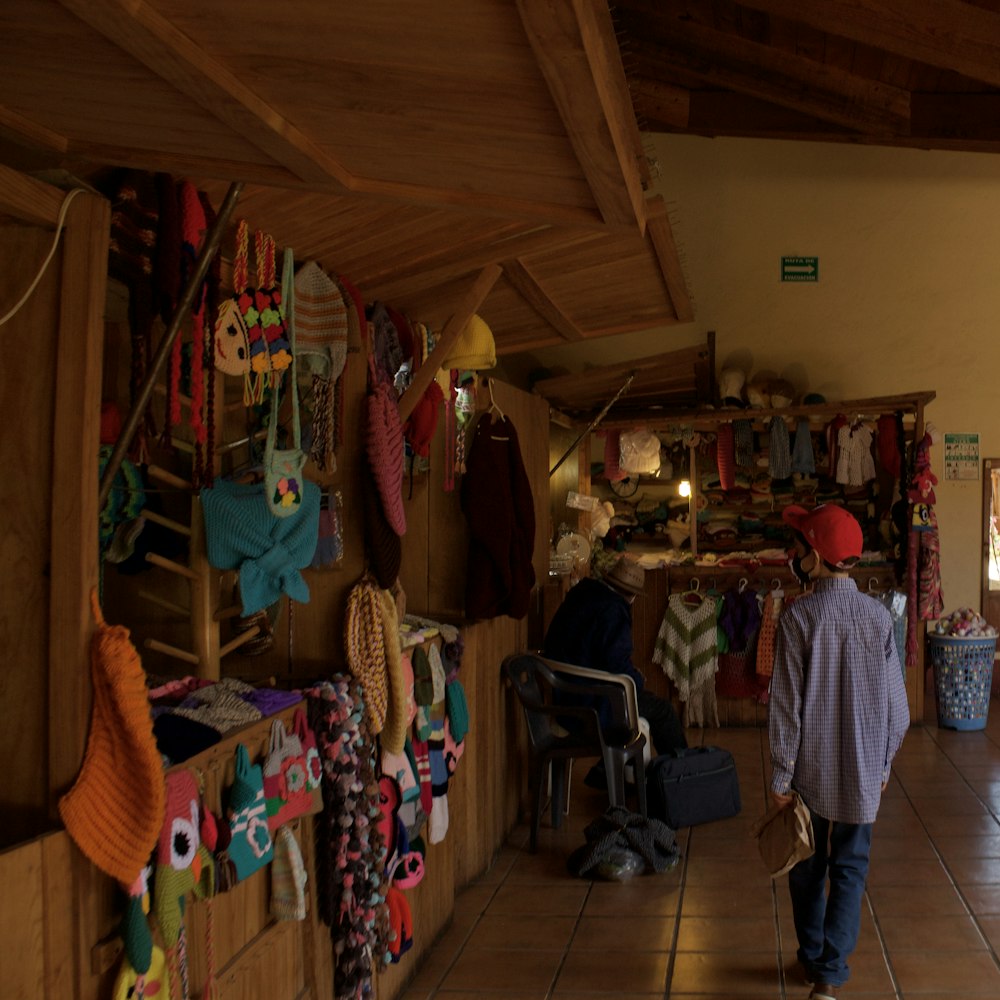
[514,134,1000,617]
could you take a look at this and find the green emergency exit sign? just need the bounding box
[781,256,818,281]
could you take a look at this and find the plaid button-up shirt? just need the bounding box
[769,577,910,824]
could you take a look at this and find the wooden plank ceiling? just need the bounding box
[0,0,692,367]
[3,1,999,418]
[616,0,1000,153]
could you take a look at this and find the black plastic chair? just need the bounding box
[500,651,647,851]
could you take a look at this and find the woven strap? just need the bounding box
[232,219,249,293]
[264,247,300,460]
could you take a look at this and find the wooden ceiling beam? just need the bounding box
[501,258,583,342]
[737,0,1000,90]
[56,0,354,188]
[630,79,691,129]
[625,19,910,135]
[0,162,66,227]
[516,0,649,232]
[645,196,694,323]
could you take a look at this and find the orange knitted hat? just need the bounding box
[59,591,166,885]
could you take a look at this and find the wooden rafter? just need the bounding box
[738,0,1000,90]
[502,258,583,342]
[516,0,648,231]
[645,196,693,324]
[626,19,911,134]
[56,0,353,188]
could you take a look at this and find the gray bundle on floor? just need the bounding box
[568,806,681,879]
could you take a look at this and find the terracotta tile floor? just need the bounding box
[400,687,1000,998]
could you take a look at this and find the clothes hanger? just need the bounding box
[487,377,505,420]
[681,578,703,606]
[484,377,509,440]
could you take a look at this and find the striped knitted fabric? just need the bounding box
[768,417,792,479]
[294,261,348,379]
[755,593,781,679]
[733,418,754,470]
[716,422,735,490]
[378,585,408,755]
[653,595,719,727]
[345,575,390,734]
[791,419,816,474]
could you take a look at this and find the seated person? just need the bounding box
[543,557,687,783]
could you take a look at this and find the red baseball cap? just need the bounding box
[782,504,863,566]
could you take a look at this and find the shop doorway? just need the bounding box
[982,459,1000,634]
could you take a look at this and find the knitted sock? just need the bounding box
[428,794,449,845]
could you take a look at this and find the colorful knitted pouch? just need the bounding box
[262,717,310,832]
[226,742,274,882]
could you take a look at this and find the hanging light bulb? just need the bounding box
[678,479,691,498]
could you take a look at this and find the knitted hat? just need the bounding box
[58,591,166,887]
[362,461,402,589]
[605,558,646,598]
[782,503,863,566]
[427,641,447,705]
[294,261,348,379]
[404,379,444,458]
[270,826,308,921]
[378,585,408,755]
[154,770,213,948]
[443,313,495,371]
[411,645,434,706]
[365,375,407,536]
[444,679,469,744]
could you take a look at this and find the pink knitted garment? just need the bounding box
[365,376,406,536]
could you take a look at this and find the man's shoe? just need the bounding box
[809,986,838,1000]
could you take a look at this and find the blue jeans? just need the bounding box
[788,811,873,988]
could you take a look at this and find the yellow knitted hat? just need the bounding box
[443,314,495,371]
[59,591,166,886]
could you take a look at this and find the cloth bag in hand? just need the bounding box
[262,717,311,832]
[750,791,815,878]
[264,247,308,517]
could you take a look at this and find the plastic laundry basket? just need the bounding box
[929,634,997,731]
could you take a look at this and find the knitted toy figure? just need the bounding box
[153,770,215,950]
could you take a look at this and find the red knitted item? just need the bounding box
[717,423,736,490]
[366,374,406,536]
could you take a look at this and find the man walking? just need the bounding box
[769,504,909,1000]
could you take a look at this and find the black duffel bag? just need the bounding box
[646,746,742,829]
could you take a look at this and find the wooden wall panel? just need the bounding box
[0,224,59,847]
